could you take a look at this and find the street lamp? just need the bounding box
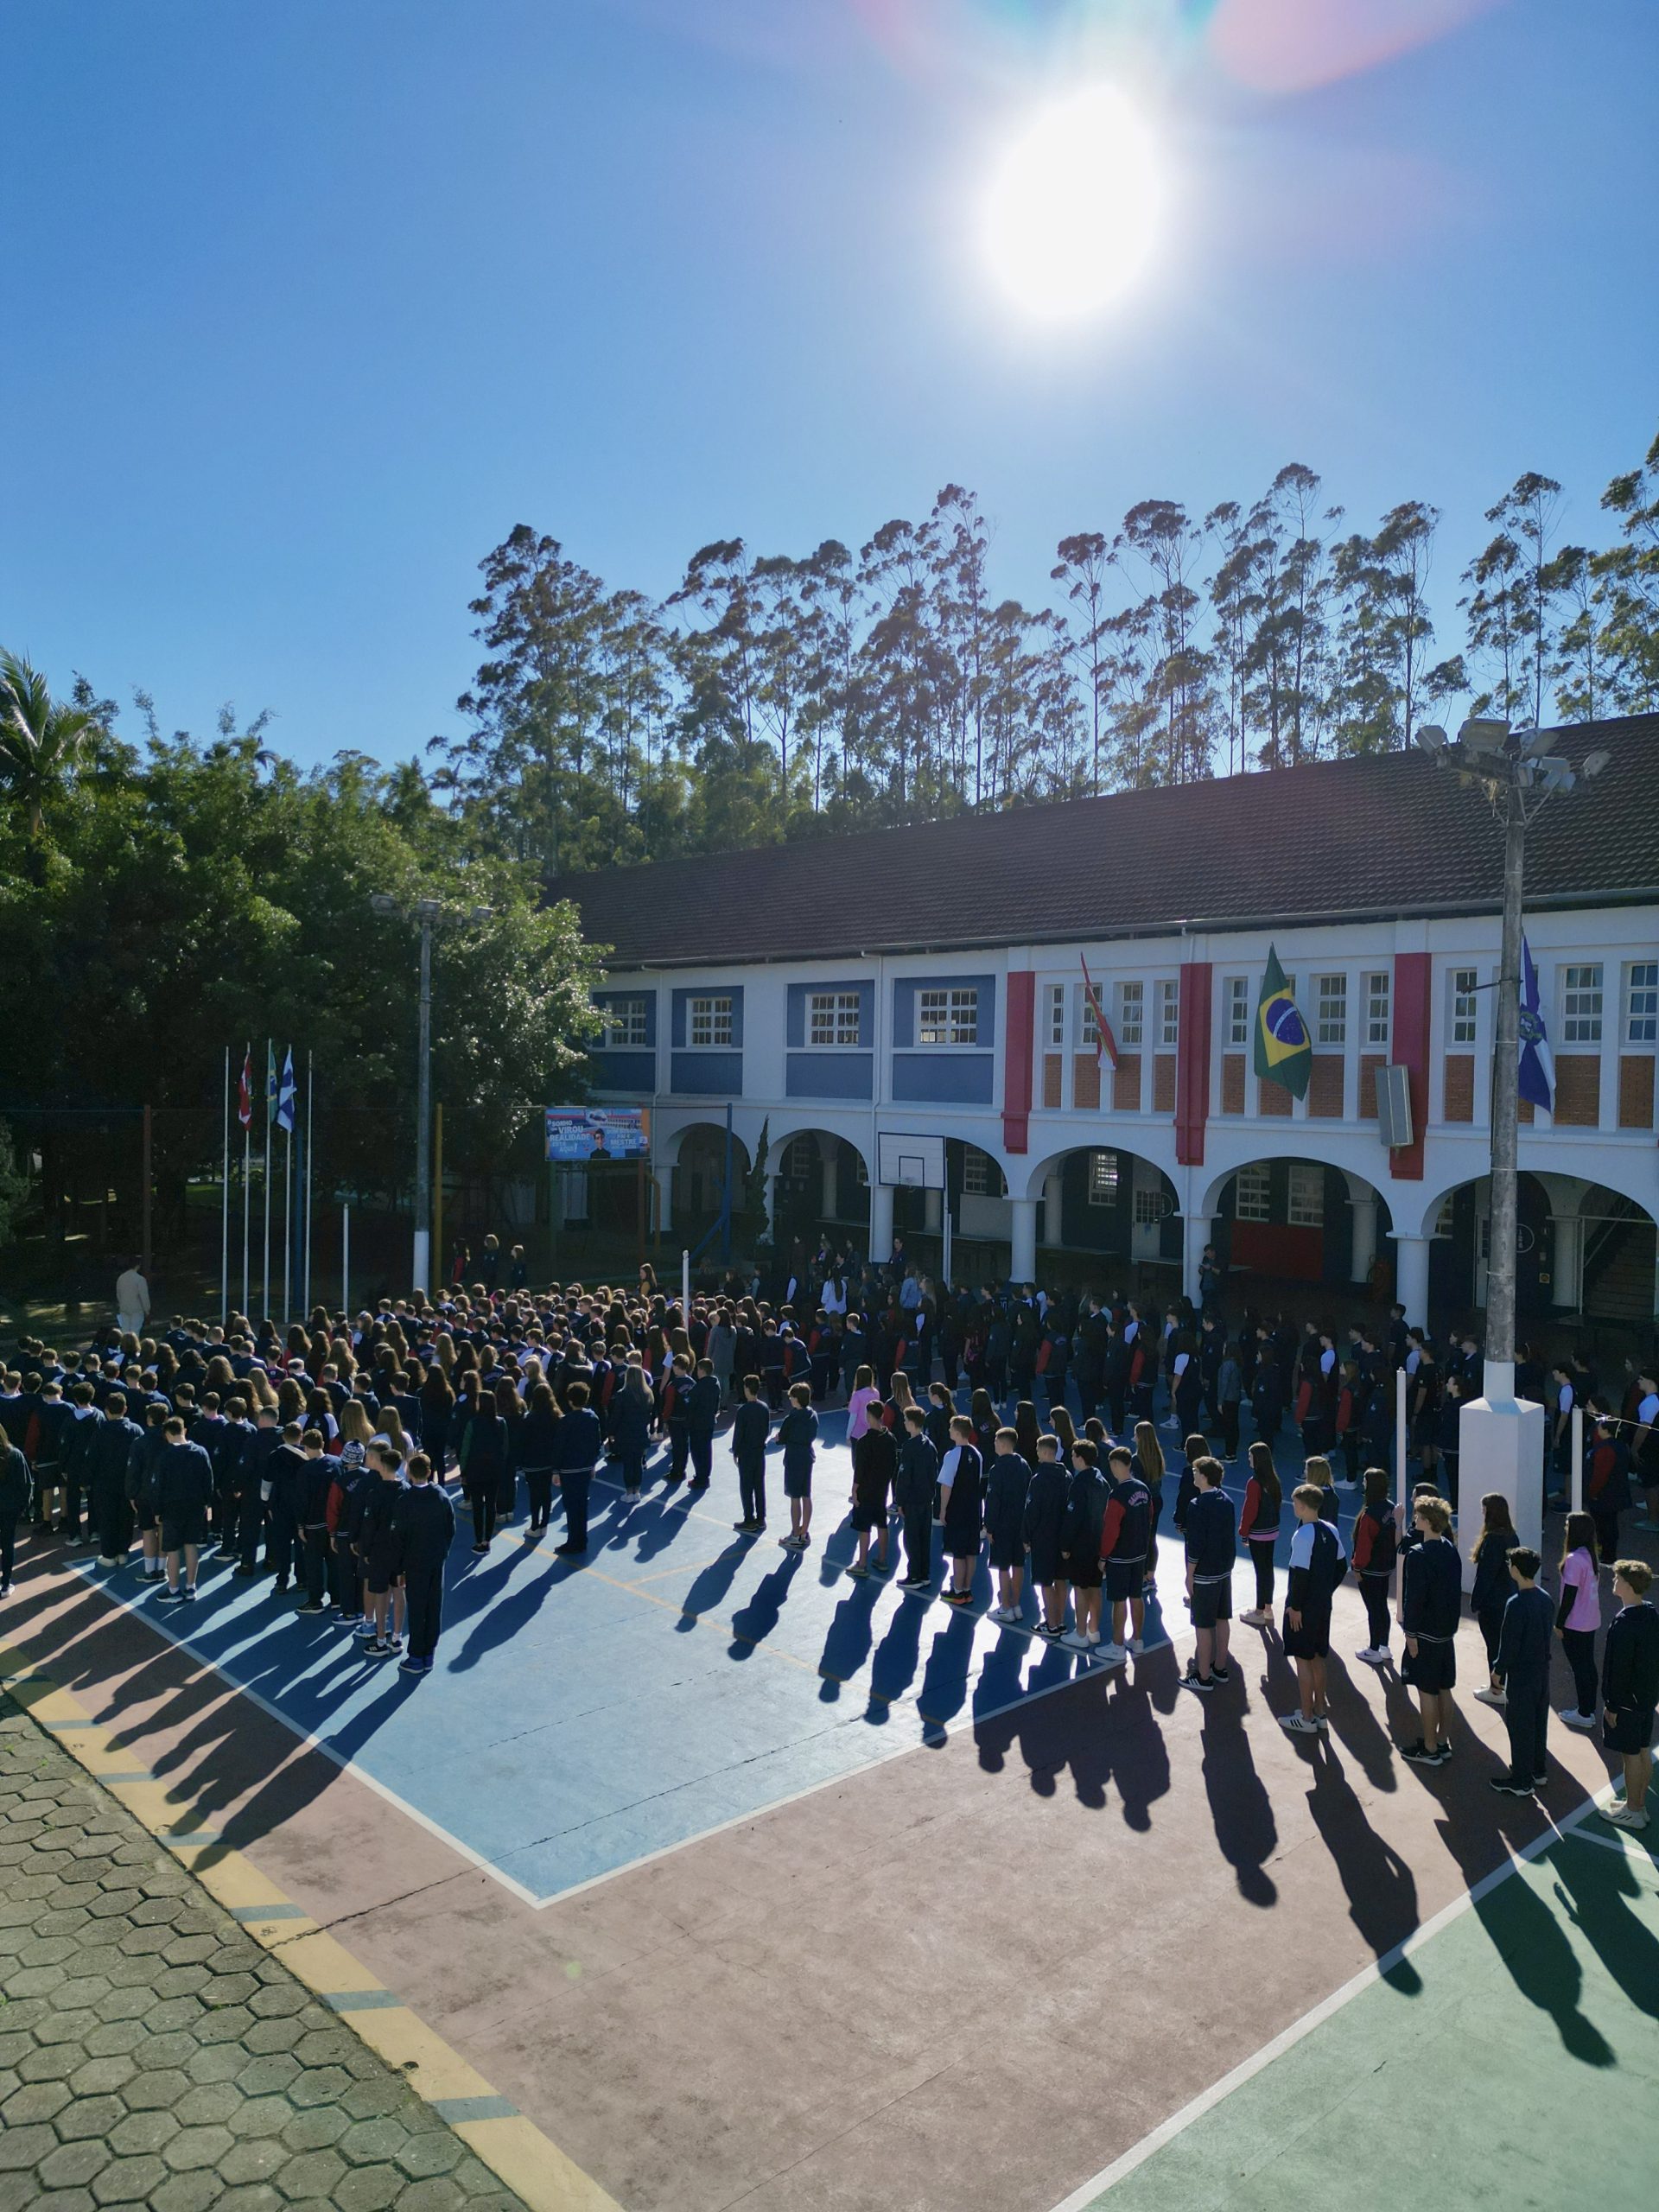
[1413,716,1611,1550]
[371,893,493,1295]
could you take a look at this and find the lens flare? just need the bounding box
[981,83,1164,321]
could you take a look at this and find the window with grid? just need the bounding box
[1287,1163,1324,1226]
[783,1135,817,1179]
[963,1147,990,1197]
[1117,981,1143,1047]
[1081,988,1101,1046]
[690,995,732,1047]
[1235,1165,1271,1223]
[1624,962,1657,1046]
[1156,978,1179,1049]
[600,997,648,1048]
[808,991,861,1046]
[1224,977,1249,1047]
[1561,963,1603,1044]
[918,986,978,1046]
[1363,971,1390,1047]
[1133,1185,1164,1227]
[1087,1151,1119,1206]
[1433,1194,1455,1237]
[1046,983,1066,1047]
[1316,974,1347,1046]
[855,1154,869,1188]
[1450,968,1478,1046]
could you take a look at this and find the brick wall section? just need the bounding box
[1308,1055,1344,1118]
[1553,1053,1600,1127]
[1618,1054,1656,1129]
[1222,1053,1245,1114]
[1043,1053,1063,1109]
[1113,1053,1141,1112]
[1444,1053,1475,1123]
[1075,1054,1101,1110]
[1358,1052,1386,1123]
[1259,1079,1293,1116]
[1154,1052,1177,1114]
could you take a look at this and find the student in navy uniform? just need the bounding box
[154,1416,214,1601]
[1584,1418,1631,1567]
[129,1403,171,1582]
[730,1374,771,1535]
[357,1440,407,1657]
[983,1429,1031,1625]
[938,1414,985,1606]
[0,1425,32,1597]
[1236,1440,1281,1627]
[296,1430,340,1613]
[1398,1495,1460,1766]
[1023,1434,1069,1641]
[685,1359,721,1490]
[1470,1491,1520,1704]
[1097,1444,1152,1661]
[324,1450,365,1623]
[1060,1440,1109,1657]
[1489,1544,1555,1796]
[1182,1455,1237,1693]
[264,1423,310,1593]
[89,1391,142,1568]
[894,1408,939,1592]
[1280,1481,1347,1736]
[397,1453,456,1676]
[778,1381,818,1553]
[1350,1465,1398,1666]
[458,1392,510,1554]
[517,1382,562,1537]
[61,1382,104,1545]
[550,1380,602,1555]
[1599,1559,1657,1832]
[849,1415,897,1578]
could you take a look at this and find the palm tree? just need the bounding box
[0,651,103,836]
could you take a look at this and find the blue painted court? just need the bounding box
[75,1411,1346,1905]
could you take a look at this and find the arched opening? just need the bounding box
[768,1128,872,1249]
[667,1122,753,1243]
[1420,1172,1657,1350]
[1017,1144,1182,1293]
[1202,1157,1394,1304]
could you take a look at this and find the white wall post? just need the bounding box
[868,1178,895,1266]
[1181,1211,1215,1306]
[1009,1196,1038,1284]
[1350,1195,1378,1285]
[1392,1231,1432,1328]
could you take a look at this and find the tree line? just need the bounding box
[432,426,1659,873]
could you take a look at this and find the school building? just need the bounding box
[550,711,1659,1337]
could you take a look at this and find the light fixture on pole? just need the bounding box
[1412,717,1611,1561]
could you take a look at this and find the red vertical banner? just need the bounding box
[1391,950,1432,1179]
[1175,961,1212,1165]
[1003,969,1033,1154]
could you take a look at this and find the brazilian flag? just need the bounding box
[1254,946,1311,1099]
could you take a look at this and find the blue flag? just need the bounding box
[276,1046,297,1134]
[1517,935,1554,1111]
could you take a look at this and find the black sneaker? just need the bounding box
[1181,1670,1215,1694]
[1211,1663,1232,1683]
[1399,1740,1435,1764]
[181,1586,197,1603]
[295,1600,325,1615]
[1490,1777,1534,1796]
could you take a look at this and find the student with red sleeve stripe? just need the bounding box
[1237,1440,1281,1626]
[1098,1444,1152,1659]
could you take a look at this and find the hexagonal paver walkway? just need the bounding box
[0,1694,529,2212]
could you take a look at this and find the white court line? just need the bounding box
[1047,1783,1620,2212]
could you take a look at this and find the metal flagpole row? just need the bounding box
[219,1047,231,1327]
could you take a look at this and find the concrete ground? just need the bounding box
[1,1403,1653,2211]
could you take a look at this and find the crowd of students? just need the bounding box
[0,1253,1654,1827]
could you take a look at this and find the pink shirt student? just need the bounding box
[847,1385,882,1441]
[1560,1545,1602,1633]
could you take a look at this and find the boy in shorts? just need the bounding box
[357,1440,407,1657]
[1599,1559,1658,1831]
[1399,1494,1460,1766]
[1182,1454,1236,1692]
[1097,1444,1151,1660]
[1281,1481,1346,1736]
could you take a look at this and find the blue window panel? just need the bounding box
[671,986,745,1050]
[671,1051,744,1096]
[891,973,995,1052]
[593,989,657,1046]
[785,1052,874,1101]
[588,1050,657,1092]
[785,980,874,1050]
[891,1053,995,1105]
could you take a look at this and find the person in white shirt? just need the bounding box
[1635,1374,1659,1533]
[115,1261,150,1339]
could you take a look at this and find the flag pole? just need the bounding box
[263,1038,272,1324]
[241,1042,251,1319]
[220,1047,231,1327]
[303,1050,314,1315]
[283,1093,293,1331]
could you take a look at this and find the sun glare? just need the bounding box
[982,84,1164,322]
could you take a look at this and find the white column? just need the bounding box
[1181,1212,1215,1305]
[656,1173,672,1237]
[1042,1169,1064,1251]
[1551,1212,1584,1310]
[1392,1231,1431,1328]
[923,1187,943,1233]
[1009,1196,1038,1283]
[1350,1195,1378,1285]
[868,1178,894,1265]
[819,1141,838,1224]
[1460,1392,1547,1577]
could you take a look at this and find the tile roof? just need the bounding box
[549,713,1659,969]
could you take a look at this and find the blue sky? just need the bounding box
[3,0,1654,766]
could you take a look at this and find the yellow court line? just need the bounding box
[0,1645,623,2212]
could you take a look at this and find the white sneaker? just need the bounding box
[1127,1637,1147,1655]
[1280,1713,1321,1736]
[1239,1608,1272,1627]
[1355,1646,1387,1666]
[1601,1802,1650,1830]
[1560,1708,1599,1732]
[1061,1630,1091,1651]
[1472,1687,1507,1708]
[1094,1642,1128,1667]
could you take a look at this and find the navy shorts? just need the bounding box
[1283,1604,1332,1660]
[1069,1556,1103,1591]
[1604,1704,1656,1757]
[850,1499,886,1533]
[1104,1559,1144,1605]
[1403,1637,1456,1694]
[1192,1577,1232,1630]
[162,1509,207,1552]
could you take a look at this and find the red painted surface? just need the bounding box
[1232,1220,1325,1279]
[1003,969,1033,1154]
[1392,950,1431,1179]
[1176,960,1212,1165]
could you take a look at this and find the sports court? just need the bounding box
[4,1410,1655,2212]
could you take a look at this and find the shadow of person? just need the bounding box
[867,1590,927,1718]
[676,1541,754,1632]
[1302,1739,1424,1992]
[726,1551,801,1656]
[917,1607,982,1737]
[1321,1652,1401,1793]
[1548,1835,1659,2024]
[817,1575,883,1700]
[1198,1697,1279,1906]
